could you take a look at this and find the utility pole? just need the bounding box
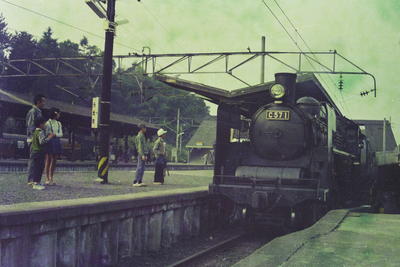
[97,0,116,184]
[261,36,266,83]
[175,108,180,163]
[179,125,183,156]
[383,118,387,153]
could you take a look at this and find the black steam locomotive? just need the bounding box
[156,72,374,227]
[208,73,373,228]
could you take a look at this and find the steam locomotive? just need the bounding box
[208,73,373,228]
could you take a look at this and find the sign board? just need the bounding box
[91,97,100,129]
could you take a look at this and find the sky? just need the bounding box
[1,0,399,142]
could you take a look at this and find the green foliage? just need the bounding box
[9,31,37,59]
[0,14,11,54]
[37,27,60,58]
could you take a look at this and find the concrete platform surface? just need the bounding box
[0,170,212,205]
[0,186,208,226]
[235,210,400,267]
[0,159,213,172]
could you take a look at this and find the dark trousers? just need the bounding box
[134,157,145,183]
[27,142,33,182]
[28,152,45,184]
[154,157,166,183]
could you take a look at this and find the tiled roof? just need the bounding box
[186,118,216,148]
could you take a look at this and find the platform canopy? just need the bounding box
[155,73,343,117]
[0,88,157,135]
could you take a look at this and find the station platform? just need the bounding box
[0,159,213,172]
[0,170,213,205]
[235,209,400,266]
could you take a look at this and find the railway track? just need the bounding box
[167,230,276,267]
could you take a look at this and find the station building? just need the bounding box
[0,89,157,160]
[186,117,216,164]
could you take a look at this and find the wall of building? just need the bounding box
[0,187,222,267]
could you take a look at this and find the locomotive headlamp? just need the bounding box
[270,84,286,99]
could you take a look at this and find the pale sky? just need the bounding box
[1,0,399,141]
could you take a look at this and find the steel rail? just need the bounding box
[167,232,246,267]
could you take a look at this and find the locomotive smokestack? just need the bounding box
[275,73,297,104]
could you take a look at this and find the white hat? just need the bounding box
[157,128,168,136]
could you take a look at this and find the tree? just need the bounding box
[0,14,11,56]
[59,40,80,57]
[6,31,38,93]
[37,27,59,58]
[80,36,102,57]
[9,31,37,59]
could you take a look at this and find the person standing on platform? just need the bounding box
[44,108,63,185]
[133,124,148,187]
[26,94,46,185]
[153,129,168,185]
[29,116,55,190]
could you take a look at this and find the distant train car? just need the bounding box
[0,133,28,159]
[0,133,90,161]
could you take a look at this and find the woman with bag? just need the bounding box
[44,107,63,185]
[153,128,168,185]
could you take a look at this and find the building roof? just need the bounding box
[0,88,157,130]
[186,118,216,148]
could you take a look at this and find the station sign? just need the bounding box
[91,97,100,129]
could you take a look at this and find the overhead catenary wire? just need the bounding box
[139,1,186,52]
[262,0,348,113]
[267,0,342,104]
[0,0,139,52]
[271,0,350,114]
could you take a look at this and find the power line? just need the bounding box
[263,0,348,113]
[139,2,186,52]
[261,0,301,50]
[0,0,139,52]
[271,0,349,113]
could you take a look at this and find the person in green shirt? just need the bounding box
[26,94,46,184]
[27,116,55,190]
[133,124,148,187]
